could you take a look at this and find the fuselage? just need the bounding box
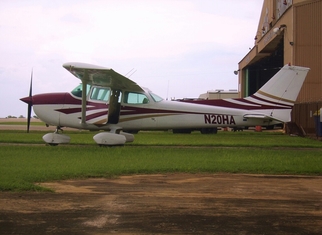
[26,87,284,131]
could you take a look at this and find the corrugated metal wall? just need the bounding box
[294,0,322,102]
[292,0,322,134]
[292,101,322,134]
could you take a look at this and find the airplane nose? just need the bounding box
[20,96,33,105]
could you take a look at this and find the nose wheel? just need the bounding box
[42,126,71,146]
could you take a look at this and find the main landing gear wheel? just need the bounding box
[93,131,134,146]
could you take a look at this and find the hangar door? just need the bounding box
[244,39,284,97]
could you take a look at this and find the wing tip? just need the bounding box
[63,62,110,70]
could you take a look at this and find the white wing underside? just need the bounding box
[63,62,144,92]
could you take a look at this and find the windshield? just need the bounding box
[150,92,163,102]
[71,84,91,98]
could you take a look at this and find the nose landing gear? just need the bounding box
[42,126,71,146]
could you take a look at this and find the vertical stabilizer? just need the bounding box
[254,64,310,106]
[245,64,309,123]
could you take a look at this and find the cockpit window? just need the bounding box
[71,84,91,98]
[150,92,163,102]
[90,87,110,102]
[123,92,149,104]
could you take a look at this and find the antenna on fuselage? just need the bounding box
[125,68,137,78]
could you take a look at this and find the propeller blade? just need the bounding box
[27,70,33,133]
[27,104,31,133]
[29,70,33,97]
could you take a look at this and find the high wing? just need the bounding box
[62,62,144,92]
[62,62,144,127]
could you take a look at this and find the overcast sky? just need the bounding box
[0,0,263,118]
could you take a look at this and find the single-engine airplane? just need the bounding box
[20,62,309,146]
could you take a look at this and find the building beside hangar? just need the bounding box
[238,0,322,134]
[199,90,238,100]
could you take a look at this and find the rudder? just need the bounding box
[254,64,310,106]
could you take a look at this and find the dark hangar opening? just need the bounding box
[245,39,284,96]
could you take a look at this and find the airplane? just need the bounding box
[20,62,309,146]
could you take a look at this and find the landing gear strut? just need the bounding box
[55,126,64,134]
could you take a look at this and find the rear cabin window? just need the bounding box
[90,87,111,102]
[123,92,149,104]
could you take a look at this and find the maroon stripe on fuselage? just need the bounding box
[120,106,197,116]
[64,93,82,105]
[249,95,292,108]
[85,110,108,121]
[31,93,67,105]
[178,97,291,110]
[56,107,81,114]
[179,99,255,109]
[65,93,109,110]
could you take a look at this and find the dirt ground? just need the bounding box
[1,174,322,235]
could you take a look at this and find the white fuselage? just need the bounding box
[32,90,280,131]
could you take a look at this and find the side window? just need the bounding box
[90,87,110,102]
[124,92,149,104]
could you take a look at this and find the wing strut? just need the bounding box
[81,72,88,126]
[107,89,122,124]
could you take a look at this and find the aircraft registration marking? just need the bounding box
[204,114,236,125]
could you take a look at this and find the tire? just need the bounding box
[200,128,218,134]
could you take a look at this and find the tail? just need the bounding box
[244,64,310,122]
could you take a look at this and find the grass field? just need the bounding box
[1,128,322,191]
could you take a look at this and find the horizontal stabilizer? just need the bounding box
[243,114,271,119]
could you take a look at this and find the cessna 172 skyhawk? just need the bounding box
[20,62,309,146]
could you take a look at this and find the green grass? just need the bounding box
[131,131,322,148]
[0,130,322,191]
[1,130,322,148]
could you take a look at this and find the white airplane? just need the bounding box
[20,62,309,146]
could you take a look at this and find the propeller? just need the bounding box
[20,70,33,133]
[27,70,33,133]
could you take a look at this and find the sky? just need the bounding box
[0,0,263,118]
